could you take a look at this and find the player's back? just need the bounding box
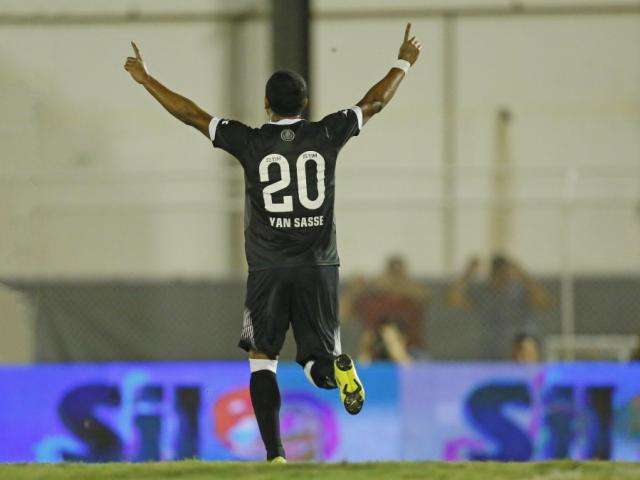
[209,107,362,271]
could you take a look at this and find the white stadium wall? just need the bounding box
[452,14,640,275]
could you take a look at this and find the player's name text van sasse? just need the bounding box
[269,216,325,228]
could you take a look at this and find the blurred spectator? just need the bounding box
[512,334,541,363]
[341,256,430,363]
[447,254,552,360]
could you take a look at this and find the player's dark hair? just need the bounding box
[265,70,308,117]
[491,254,509,275]
[386,255,405,270]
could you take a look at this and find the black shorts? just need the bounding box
[239,266,340,366]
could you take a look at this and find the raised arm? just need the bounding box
[124,42,212,138]
[512,261,553,310]
[356,23,422,126]
[446,257,479,310]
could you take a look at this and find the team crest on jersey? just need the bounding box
[281,128,295,142]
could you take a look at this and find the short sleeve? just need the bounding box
[320,106,363,150]
[209,117,251,159]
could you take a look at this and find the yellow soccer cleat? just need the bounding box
[270,456,287,464]
[334,354,365,415]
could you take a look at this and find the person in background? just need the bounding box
[447,254,552,360]
[341,256,430,364]
[512,333,541,363]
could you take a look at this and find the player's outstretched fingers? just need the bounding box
[131,41,142,60]
[404,22,412,41]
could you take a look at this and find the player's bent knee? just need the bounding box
[249,357,278,373]
[303,358,337,390]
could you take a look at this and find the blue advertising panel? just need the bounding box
[0,362,639,462]
[400,363,640,461]
[0,362,398,463]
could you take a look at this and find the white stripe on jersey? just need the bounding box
[208,117,222,141]
[351,106,363,131]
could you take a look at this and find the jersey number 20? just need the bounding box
[259,151,325,212]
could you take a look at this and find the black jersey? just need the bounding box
[209,107,362,271]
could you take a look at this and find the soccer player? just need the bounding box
[124,23,422,462]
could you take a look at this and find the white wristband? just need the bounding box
[393,59,411,73]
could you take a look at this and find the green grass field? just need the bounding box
[0,461,638,480]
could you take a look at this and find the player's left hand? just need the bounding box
[124,41,149,84]
[398,23,422,66]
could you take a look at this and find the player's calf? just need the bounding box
[249,356,286,461]
[303,358,337,389]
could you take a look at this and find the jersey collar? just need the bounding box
[267,117,304,125]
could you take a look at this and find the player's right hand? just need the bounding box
[398,23,422,65]
[124,41,149,84]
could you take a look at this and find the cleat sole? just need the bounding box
[334,354,365,415]
[335,353,353,371]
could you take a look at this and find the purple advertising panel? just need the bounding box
[0,362,399,463]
